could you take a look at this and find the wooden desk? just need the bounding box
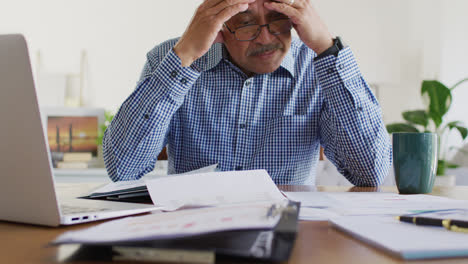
[2,186,468,264]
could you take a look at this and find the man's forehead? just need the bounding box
[232,8,284,19]
[228,0,285,23]
[240,0,276,14]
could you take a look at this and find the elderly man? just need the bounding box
[103,0,392,185]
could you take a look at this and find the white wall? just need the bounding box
[0,0,202,109]
[0,0,467,127]
[439,0,468,162]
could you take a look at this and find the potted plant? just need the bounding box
[386,78,468,184]
[97,111,115,147]
[96,111,115,167]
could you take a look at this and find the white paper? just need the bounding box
[416,209,468,221]
[298,207,341,221]
[331,215,468,259]
[284,192,338,208]
[146,170,286,211]
[54,202,282,244]
[327,192,468,216]
[285,192,468,220]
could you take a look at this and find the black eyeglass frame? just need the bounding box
[223,18,292,42]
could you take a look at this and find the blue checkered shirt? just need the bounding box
[103,37,392,186]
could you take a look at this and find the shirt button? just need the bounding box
[239,124,246,129]
[245,80,251,86]
[171,70,178,78]
[327,68,334,74]
[338,63,344,70]
[180,78,187,84]
[144,114,150,119]
[235,166,243,171]
[357,106,363,112]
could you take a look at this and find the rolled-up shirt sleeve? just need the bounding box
[315,47,392,186]
[104,43,200,182]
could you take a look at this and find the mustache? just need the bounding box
[247,43,284,57]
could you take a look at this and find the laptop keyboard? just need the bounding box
[60,205,110,215]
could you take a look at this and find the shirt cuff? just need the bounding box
[314,47,361,89]
[153,49,201,101]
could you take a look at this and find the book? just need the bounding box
[63,152,93,162]
[56,161,88,169]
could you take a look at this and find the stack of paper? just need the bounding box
[284,192,468,220]
[53,201,284,244]
[56,169,290,244]
[285,191,468,259]
[146,170,286,211]
[54,170,299,262]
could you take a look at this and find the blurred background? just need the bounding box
[1,0,467,182]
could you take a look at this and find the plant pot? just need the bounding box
[434,175,456,187]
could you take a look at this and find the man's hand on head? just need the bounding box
[173,0,256,67]
[264,0,333,54]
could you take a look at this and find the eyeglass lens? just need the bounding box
[235,19,292,41]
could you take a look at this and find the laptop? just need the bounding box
[0,34,159,226]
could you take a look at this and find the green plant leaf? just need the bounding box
[386,123,419,133]
[437,159,446,176]
[97,111,115,146]
[402,110,429,127]
[104,111,115,123]
[447,121,468,140]
[450,77,468,90]
[421,80,452,128]
[446,162,460,169]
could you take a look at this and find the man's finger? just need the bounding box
[215,3,250,26]
[208,0,255,16]
[270,0,304,8]
[200,0,234,11]
[264,1,301,22]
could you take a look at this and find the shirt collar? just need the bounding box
[279,49,295,77]
[192,43,295,77]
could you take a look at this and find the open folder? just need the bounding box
[84,169,288,212]
[81,164,218,203]
[53,201,300,262]
[81,179,151,203]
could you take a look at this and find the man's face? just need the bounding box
[222,0,292,76]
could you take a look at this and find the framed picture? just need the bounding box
[40,107,105,168]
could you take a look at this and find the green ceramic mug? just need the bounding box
[393,132,438,194]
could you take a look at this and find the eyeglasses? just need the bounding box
[224,19,292,41]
